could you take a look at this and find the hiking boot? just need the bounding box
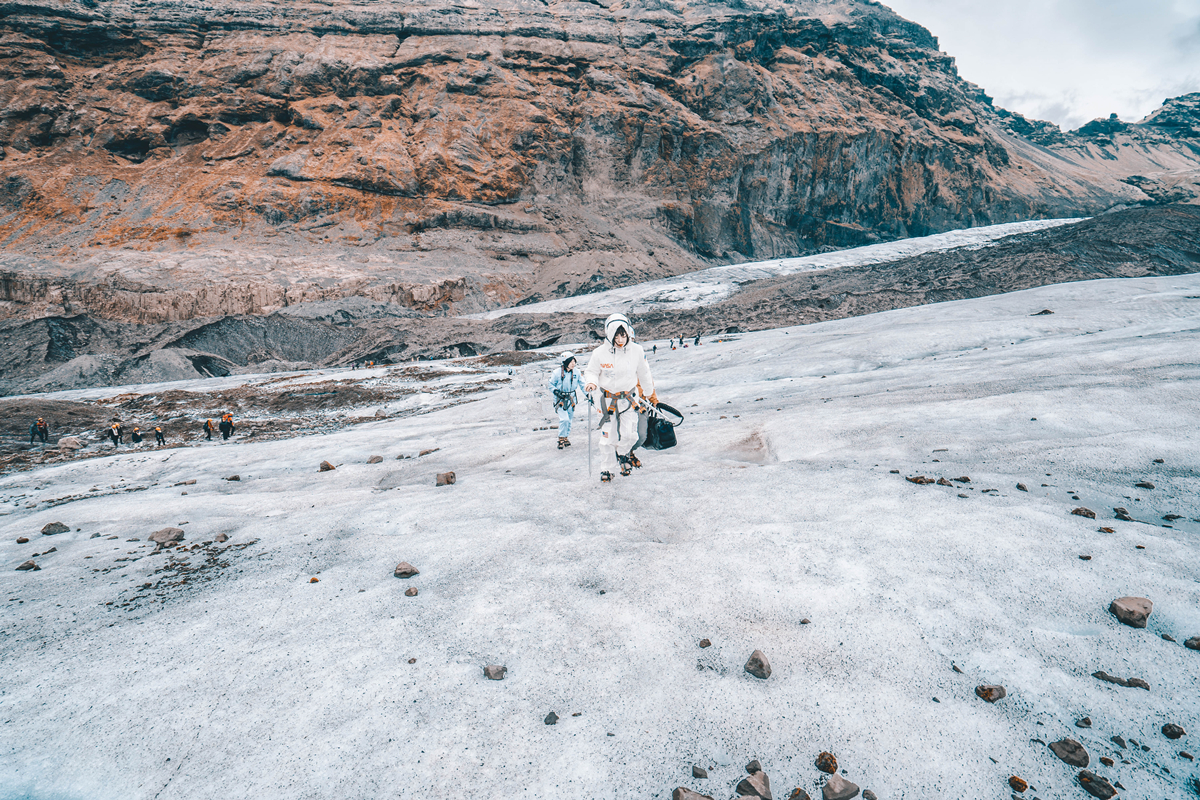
[562,437,571,447]
[626,453,642,468]
[619,460,632,477]
[600,471,613,483]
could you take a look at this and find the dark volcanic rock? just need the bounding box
[691,766,708,779]
[1163,723,1186,740]
[1049,738,1089,767]
[1077,770,1117,799]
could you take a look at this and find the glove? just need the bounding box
[648,392,659,405]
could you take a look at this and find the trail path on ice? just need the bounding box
[2,273,1199,800]
[474,218,1082,319]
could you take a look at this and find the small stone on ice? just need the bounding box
[1076,717,1092,728]
[483,665,506,680]
[671,789,713,800]
[735,770,770,799]
[16,560,39,571]
[394,562,419,578]
[1008,775,1028,792]
[1049,738,1089,767]
[1109,596,1153,628]
[815,752,838,774]
[822,773,859,800]
[1077,770,1116,799]
[544,711,558,725]
[319,461,335,472]
[1162,723,1186,740]
[404,587,418,597]
[699,639,711,648]
[691,766,707,779]
[744,649,771,679]
[1071,507,1096,519]
[975,684,1006,702]
[41,522,69,536]
[745,759,761,774]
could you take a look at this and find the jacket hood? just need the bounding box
[604,313,635,346]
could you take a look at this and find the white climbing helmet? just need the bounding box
[561,351,576,368]
[604,313,634,345]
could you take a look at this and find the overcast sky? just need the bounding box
[882,0,1200,131]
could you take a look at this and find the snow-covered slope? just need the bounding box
[2,273,1199,800]
[475,218,1084,319]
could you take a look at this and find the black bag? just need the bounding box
[641,402,684,450]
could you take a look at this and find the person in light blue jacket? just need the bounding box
[549,351,584,449]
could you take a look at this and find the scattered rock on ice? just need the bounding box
[736,770,771,799]
[1109,596,1153,628]
[1008,776,1028,792]
[821,774,859,800]
[1113,507,1134,521]
[815,752,837,774]
[40,522,69,536]
[1111,736,1126,748]
[744,649,771,679]
[16,537,28,544]
[861,792,876,800]
[1092,671,1149,690]
[58,436,84,451]
[1049,738,1089,767]
[1134,481,1155,489]
[226,475,240,481]
[699,639,711,648]
[215,533,228,543]
[1098,526,1115,533]
[1162,723,1186,740]
[937,477,952,486]
[691,766,708,779]
[1076,717,1092,728]
[746,759,762,774]
[1033,309,1054,315]
[544,711,558,725]
[1071,507,1096,519]
[975,685,1007,702]
[1185,637,1200,650]
[404,587,418,597]
[1099,756,1114,766]
[367,455,383,464]
[906,475,934,485]
[483,665,506,680]
[16,560,39,571]
[1077,770,1117,799]
[150,527,185,547]
[672,788,713,800]
[787,789,811,800]
[394,562,419,578]
[319,461,335,472]
[436,471,456,486]
[1162,633,1176,642]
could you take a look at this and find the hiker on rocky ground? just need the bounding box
[219,413,235,441]
[131,427,143,444]
[204,418,215,440]
[694,335,700,346]
[155,426,165,445]
[108,422,123,447]
[584,313,657,483]
[29,418,48,444]
[549,351,584,450]
[652,344,657,355]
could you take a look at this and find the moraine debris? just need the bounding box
[821,774,859,800]
[672,789,713,800]
[1093,671,1149,690]
[483,664,506,680]
[736,769,771,799]
[1049,738,1089,767]
[1071,507,1096,519]
[394,562,419,578]
[815,752,837,774]
[15,560,39,571]
[691,766,708,779]
[1008,776,1028,792]
[1077,770,1117,799]
[436,471,456,486]
[1163,723,1186,740]
[319,461,335,472]
[40,522,69,535]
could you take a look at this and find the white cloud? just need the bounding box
[882,0,1200,129]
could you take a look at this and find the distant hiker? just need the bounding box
[154,426,165,445]
[219,414,235,441]
[131,427,143,444]
[652,344,657,355]
[109,422,123,446]
[30,418,48,444]
[584,313,656,483]
[694,335,700,346]
[549,351,584,450]
[204,419,215,440]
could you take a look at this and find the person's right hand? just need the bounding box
[584,383,597,393]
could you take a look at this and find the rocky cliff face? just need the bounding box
[2,0,1187,326]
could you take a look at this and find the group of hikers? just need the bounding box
[28,413,237,449]
[549,313,664,483]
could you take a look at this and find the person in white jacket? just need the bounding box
[583,313,657,482]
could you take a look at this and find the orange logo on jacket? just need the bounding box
[600,363,614,369]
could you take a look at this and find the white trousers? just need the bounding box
[598,398,640,473]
